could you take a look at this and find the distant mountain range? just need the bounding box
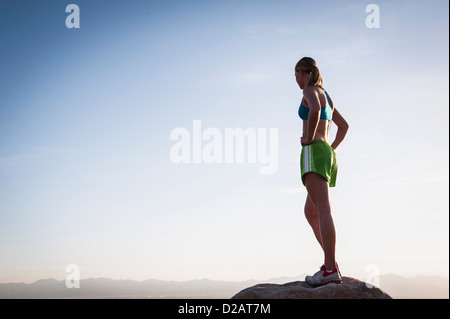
[377,274,448,299]
[0,274,447,299]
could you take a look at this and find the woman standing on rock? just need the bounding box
[295,57,349,286]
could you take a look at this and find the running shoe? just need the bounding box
[305,264,342,287]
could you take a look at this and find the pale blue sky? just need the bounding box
[0,0,448,283]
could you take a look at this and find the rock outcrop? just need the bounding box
[231,276,392,299]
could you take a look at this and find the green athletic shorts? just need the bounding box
[300,140,338,187]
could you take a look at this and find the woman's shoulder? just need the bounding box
[304,85,327,94]
[320,86,332,99]
[303,86,328,100]
[303,86,319,99]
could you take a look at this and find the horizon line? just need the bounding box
[1,272,449,285]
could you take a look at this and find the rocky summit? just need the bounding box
[231,276,392,299]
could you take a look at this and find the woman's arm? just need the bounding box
[330,107,349,150]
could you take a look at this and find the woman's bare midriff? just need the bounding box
[302,119,331,144]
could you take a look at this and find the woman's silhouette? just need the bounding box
[295,57,349,286]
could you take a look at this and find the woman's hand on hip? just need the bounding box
[301,136,313,146]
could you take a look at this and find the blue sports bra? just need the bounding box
[298,90,333,121]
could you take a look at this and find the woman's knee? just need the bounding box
[315,202,332,217]
[304,197,318,220]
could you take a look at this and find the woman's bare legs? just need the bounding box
[304,172,337,271]
[304,195,323,249]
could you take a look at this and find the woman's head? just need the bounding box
[295,57,323,90]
